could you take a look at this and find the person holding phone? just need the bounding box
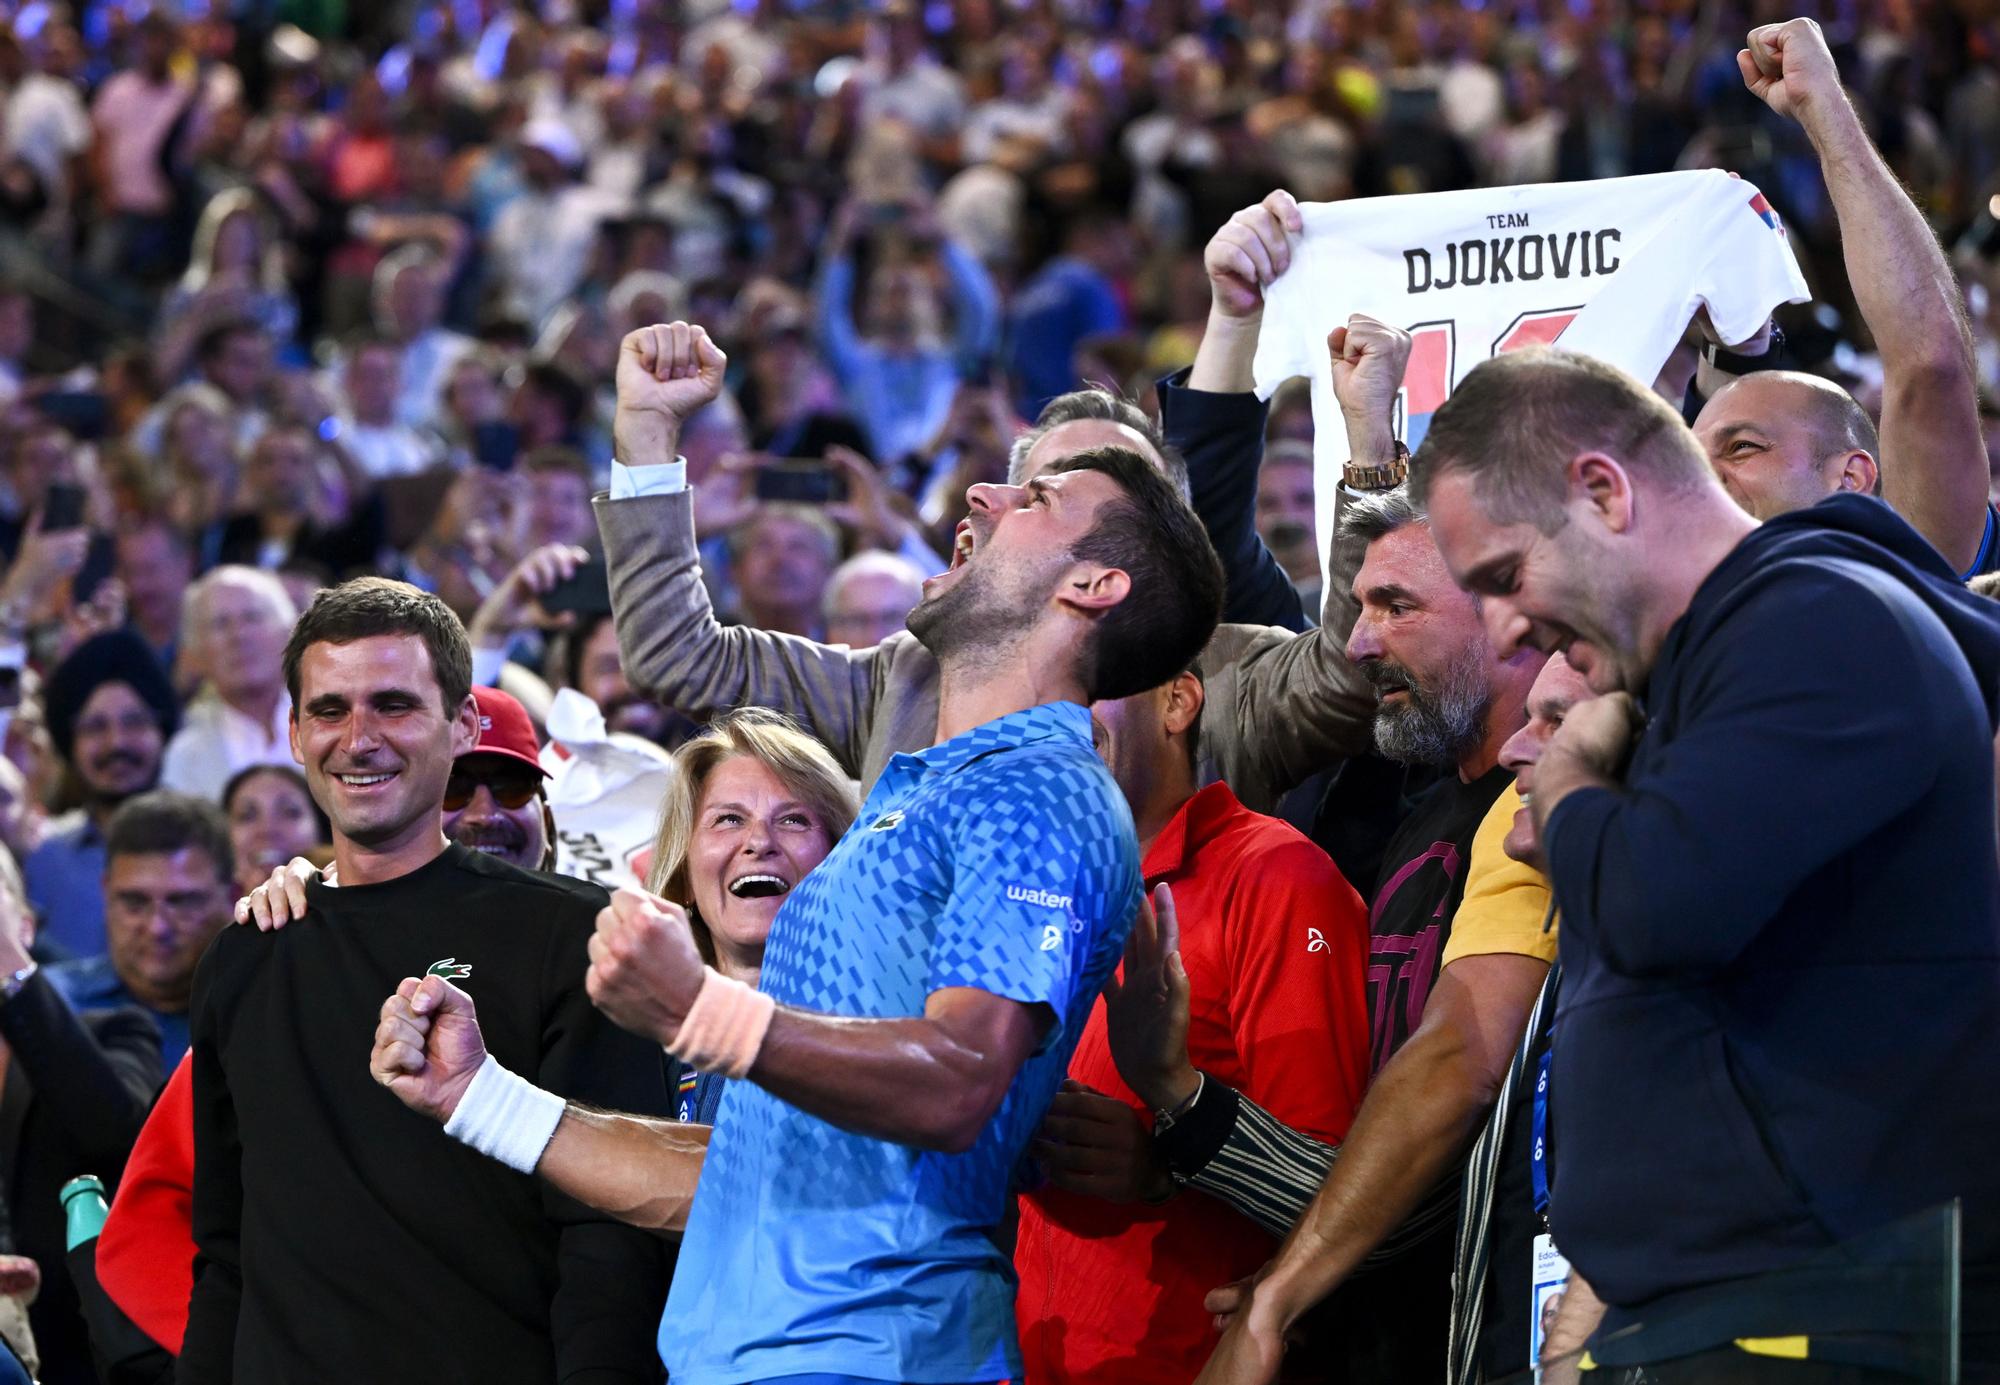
[816,194,1001,466]
[0,424,98,599]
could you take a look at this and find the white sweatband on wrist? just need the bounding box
[441,1054,566,1174]
[667,967,777,1080]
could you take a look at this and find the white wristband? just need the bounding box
[441,1053,566,1174]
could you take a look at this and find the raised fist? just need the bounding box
[1327,315,1413,427]
[1738,18,1844,125]
[613,322,728,461]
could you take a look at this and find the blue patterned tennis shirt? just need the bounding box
[659,701,1142,1384]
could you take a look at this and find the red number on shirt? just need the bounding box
[1397,308,1581,446]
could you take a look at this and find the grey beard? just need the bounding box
[1370,658,1491,768]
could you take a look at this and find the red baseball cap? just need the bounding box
[463,686,550,778]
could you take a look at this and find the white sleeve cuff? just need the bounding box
[610,458,688,499]
[441,1053,566,1174]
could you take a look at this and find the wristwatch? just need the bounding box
[1343,440,1410,492]
[2,962,36,1002]
[1703,324,1785,376]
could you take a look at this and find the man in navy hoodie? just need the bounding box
[1413,344,2000,1378]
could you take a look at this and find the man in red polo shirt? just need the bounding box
[1015,666,1371,1382]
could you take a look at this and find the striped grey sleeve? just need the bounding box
[1183,1088,1463,1266]
[1183,1090,1338,1239]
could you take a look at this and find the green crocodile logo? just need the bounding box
[425,958,472,982]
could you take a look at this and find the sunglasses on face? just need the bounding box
[443,770,541,812]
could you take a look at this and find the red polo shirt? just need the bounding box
[1014,781,1371,1383]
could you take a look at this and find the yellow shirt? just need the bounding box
[1439,783,1559,968]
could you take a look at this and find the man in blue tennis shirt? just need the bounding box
[367,321,1227,1384]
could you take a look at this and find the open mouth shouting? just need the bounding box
[925,518,984,594]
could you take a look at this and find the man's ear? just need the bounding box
[451,695,480,757]
[1055,564,1132,617]
[289,708,304,767]
[1163,672,1204,739]
[1569,451,1636,535]
[1833,450,1879,496]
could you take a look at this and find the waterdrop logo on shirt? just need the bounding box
[1006,885,1073,911]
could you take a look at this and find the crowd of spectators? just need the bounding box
[0,0,1995,1382]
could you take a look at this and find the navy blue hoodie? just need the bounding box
[1544,494,2000,1353]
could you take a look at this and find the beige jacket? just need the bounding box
[595,490,1375,814]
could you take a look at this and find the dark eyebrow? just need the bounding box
[1026,477,1057,507]
[368,687,429,706]
[1533,693,1580,722]
[1361,582,1423,607]
[302,693,350,717]
[1707,422,1769,445]
[1460,556,1518,595]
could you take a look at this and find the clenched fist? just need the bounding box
[1327,314,1413,430]
[371,975,489,1124]
[613,321,728,465]
[1738,18,1845,127]
[585,887,708,1046]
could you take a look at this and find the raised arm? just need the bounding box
[938,234,1001,366]
[599,323,881,775]
[1172,191,1307,631]
[1194,320,1410,810]
[814,204,869,385]
[1742,18,1988,571]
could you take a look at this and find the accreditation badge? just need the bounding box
[1530,1231,1573,1368]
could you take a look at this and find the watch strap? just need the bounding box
[1703,324,1786,376]
[1343,439,1411,492]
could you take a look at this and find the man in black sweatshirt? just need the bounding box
[1414,347,2000,1378]
[180,578,670,1383]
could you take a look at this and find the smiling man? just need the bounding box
[26,630,179,959]
[443,686,555,871]
[1413,344,2000,1376]
[180,578,671,1383]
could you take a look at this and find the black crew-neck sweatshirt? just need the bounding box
[180,843,672,1384]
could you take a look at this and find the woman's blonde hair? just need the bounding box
[646,708,857,964]
[181,188,286,295]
